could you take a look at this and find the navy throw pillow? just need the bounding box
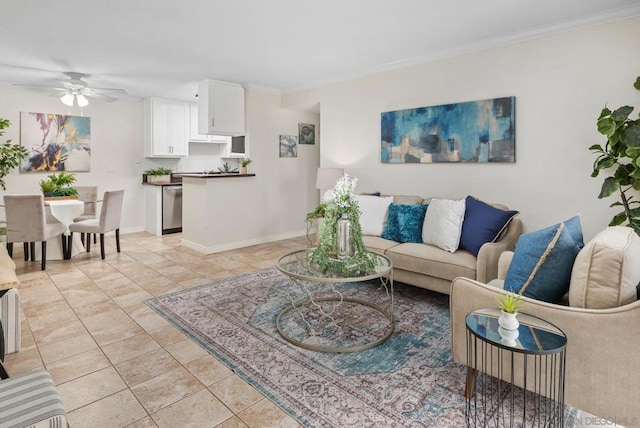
[381,203,428,243]
[504,215,584,303]
[459,196,519,256]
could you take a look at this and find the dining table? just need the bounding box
[45,199,85,259]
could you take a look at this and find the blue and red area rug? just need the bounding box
[146,267,578,427]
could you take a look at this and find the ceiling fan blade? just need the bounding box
[11,83,65,91]
[89,87,128,94]
[85,92,118,102]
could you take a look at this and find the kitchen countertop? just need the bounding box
[142,173,256,186]
[173,173,256,179]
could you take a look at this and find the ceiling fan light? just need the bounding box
[61,93,75,106]
[76,94,89,107]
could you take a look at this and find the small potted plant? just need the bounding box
[240,158,252,174]
[496,291,524,330]
[218,162,238,174]
[143,167,172,183]
[39,171,78,199]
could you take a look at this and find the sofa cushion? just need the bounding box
[362,235,400,254]
[381,203,428,243]
[422,198,466,253]
[569,226,640,308]
[355,195,394,236]
[385,242,477,281]
[391,195,423,205]
[459,196,519,256]
[504,215,584,303]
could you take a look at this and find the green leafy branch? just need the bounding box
[590,76,640,235]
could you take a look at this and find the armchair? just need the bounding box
[450,236,640,423]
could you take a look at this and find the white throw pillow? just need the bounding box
[422,198,466,252]
[355,195,394,236]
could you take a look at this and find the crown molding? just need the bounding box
[282,6,640,94]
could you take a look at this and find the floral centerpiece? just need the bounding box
[308,174,378,276]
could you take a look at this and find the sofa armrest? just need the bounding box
[449,276,640,421]
[475,217,522,283]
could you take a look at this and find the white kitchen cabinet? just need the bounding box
[198,80,245,136]
[189,103,231,144]
[144,97,189,157]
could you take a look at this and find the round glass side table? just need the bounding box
[465,308,567,427]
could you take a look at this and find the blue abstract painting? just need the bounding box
[381,97,515,163]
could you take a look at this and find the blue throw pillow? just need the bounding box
[504,216,584,303]
[459,196,519,256]
[381,203,428,243]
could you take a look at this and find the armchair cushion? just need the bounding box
[504,215,584,303]
[569,226,640,308]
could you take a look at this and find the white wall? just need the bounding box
[284,17,640,241]
[0,88,147,233]
[0,86,320,240]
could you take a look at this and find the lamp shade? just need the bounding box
[61,93,75,107]
[76,94,89,107]
[315,167,344,190]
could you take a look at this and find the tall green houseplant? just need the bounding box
[590,75,640,235]
[0,117,29,190]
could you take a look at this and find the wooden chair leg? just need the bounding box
[86,235,91,253]
[23,242,29,261]
[67,233,73,259]
[116,229,120,253]
[93,233,96,244]
[41,241,46,270]
[80,233,85,246]
[99,234,105,259]
[30,242,35,262]
[5,243,12,258]
[61,235,67,259]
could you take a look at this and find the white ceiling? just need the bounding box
[1,0,639,102]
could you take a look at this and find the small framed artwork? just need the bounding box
[279,135,298,158]
[298,123,315,145]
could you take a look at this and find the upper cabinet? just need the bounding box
[198,80,245,136]
[144,97,189,158]
[189,103,231,144]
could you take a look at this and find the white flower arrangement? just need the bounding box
[323,173,357,208]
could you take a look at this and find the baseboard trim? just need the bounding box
[181,229,307,254]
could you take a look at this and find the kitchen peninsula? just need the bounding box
[177,173,258,254]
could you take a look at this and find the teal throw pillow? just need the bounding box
[504,215,584,303]
[381,203,428,243]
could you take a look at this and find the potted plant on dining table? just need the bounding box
[39,171,79,199]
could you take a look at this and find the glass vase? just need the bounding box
[336,216,351,261]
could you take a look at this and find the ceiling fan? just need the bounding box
[12,72,128,106]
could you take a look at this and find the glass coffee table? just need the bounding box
[276,249,394,353]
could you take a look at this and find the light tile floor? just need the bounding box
[3,232,308,428]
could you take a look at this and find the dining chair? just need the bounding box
[74,185,98,244]
[3,195,67,270]
[69,190,124,260]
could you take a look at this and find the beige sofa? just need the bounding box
[450,227,640,424]
[362,195,522,294]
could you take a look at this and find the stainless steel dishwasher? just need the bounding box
[162,185,182,234]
